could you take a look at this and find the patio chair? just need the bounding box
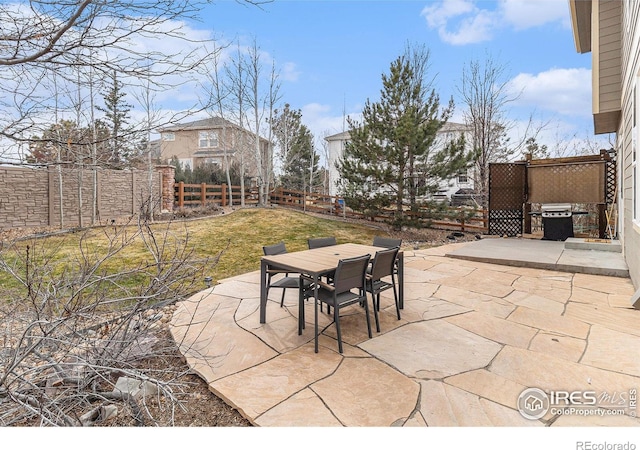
[307,236,337,249]
[372,236,402,276]
[372,236,402,248]
[300,253,372,353]
[366,246,400,332]
[263,241,310,307]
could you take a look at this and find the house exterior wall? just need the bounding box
[571,0,640,288]
[324,123,474,201]
[592,0,622,133]
[159,119,268,179]
[619,0,640,288]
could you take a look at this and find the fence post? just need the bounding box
[177,181,184,208]
[201,183,206,206]
[221,183,227,207]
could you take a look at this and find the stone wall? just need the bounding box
[0,166,168,230]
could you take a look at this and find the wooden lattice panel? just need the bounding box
[488,163,526,236]
[488,209,523,236]
[606,159,616,205]
[488,163,527,210]
[528,162,605,204]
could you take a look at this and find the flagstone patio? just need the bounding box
[169,241,640,427]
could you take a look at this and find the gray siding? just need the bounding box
[597,0,622,114]
[620,0,640,287]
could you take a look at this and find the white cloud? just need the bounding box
[421,0,569,45]
[506,67,592,117]
[281,62,301,82]
[499,0,570,30]
[422,0,477,28]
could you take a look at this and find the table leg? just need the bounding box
[398,252,404,310]
[314,275,319,353]
[260,259,267,324]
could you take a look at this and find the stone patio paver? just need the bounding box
[507,306,590,338]
[444,369,530,411]
[445,311,537,348]
[312,357,419,426]
[504,290,566,314]
[528,332,586,362]
[564,302,640,337]
[255,388,342,427]
[359,319,502,379]
[434,285,516,318]
[169,241,640,427]
[210,345,342,418]
[581,325,640,376]
[418,380,540,426]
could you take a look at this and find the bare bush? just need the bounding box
[0,215,223,426]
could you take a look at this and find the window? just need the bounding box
[199,131,218,148]
[457,172,469,184]
[162,132,175,141]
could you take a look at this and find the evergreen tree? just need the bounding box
[28,119,111,166]
[279,124,318,191]
[337,46,471,226]
[97,70,134,167]
[270,104,319,191]
[524,136,550,160]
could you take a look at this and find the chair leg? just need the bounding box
[392,275,401,320]
[298,284,305,335]
[369,291,380,332]
[334,304,343,354]
[363,295,373,338]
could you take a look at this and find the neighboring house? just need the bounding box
[324,121,475,201]
[157,117,269,179]
[569,0,639,288]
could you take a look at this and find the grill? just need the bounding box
[541,203,572,218]
[540,203,573,241]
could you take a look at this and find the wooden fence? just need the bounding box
[174,182,259,208]
[269,187,488,233]
[173,183,488,233]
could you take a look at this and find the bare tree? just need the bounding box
[458,53,550,208]
[244,38,281,206]
[0,215,224,426]
[264,59,282,200]
[225,43,250,207]
[200,40,236,207]
[0,0,270,165]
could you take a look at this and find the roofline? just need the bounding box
[569,0,592,53]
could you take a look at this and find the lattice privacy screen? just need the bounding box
[527,162,605,204]
[488,163,526,236]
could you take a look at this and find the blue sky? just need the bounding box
[175,0,611,156]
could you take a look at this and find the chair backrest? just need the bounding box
[370,246,400,281]
[263,241,287,256]
[333,254,370,294]
[307,236,337,249]
[373,236,402,249]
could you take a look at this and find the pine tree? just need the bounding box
[279,124,318,191]
[97,71,134,167]
[270,104,319,191]
[337,46,471,227]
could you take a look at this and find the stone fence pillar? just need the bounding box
[155,165,175,212]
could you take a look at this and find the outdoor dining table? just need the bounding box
[259,242,404,352]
